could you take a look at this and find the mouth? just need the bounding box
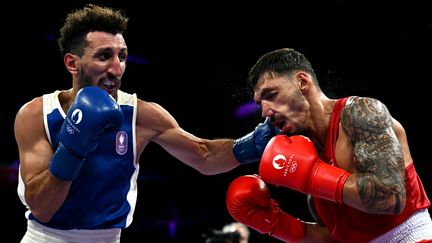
[273,119,292,134]
[273,119,285,130]
[100,80,117,93]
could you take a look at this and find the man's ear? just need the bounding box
[64,53,78,74]
[297,72,311,93]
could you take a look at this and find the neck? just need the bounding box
[306,92,336,147]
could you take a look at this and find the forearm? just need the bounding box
[25,170,70,222]
[342,173,406,214]
[159,131,240,175]
[195,139,240,175]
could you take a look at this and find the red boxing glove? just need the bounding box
[226,174,306,242]
[259,135,350,203]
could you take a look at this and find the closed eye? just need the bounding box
[261,90,277,101]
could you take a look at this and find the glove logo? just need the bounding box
[272,154,297,176]
[272,154,286,170]
[66,125,75,134]
[71,109,83,125]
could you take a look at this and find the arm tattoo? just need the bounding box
[341,97,405,214]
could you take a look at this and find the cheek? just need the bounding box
[85,64,107,75]
[279,96,300,111]
[281,99,307,117]
[292,93,308,111]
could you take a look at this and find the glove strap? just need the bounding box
[49,142,85,181]
[310,160,350,203]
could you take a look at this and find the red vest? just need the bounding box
[314,97,431,242]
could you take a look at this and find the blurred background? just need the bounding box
[1,0,431,242]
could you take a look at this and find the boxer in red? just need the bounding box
[226,48,432,242]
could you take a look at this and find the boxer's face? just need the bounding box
[76,31,127,99]
[254,71,308,135]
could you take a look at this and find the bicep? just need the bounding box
[15,102,53,184]
[138,101,205,163]
[341,97,404,171]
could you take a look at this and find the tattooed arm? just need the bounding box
[340,96,406,214]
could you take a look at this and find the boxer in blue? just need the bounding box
[14,4,278,242]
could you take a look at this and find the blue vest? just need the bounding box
[23,90,139,230]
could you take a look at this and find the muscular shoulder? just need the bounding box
[136,99,179,136]
[16,96,43,121]
[341,96,392,139]
[15,97,45,142]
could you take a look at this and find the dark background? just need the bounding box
[1,0,431,242]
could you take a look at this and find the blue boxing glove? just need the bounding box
[49,86,124,181]
[233,117,280,164]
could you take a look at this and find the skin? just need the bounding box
[253,71,408,242]
[14,31,241,222]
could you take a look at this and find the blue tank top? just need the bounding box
[20,90,139,230]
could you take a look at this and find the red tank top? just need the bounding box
[314,97,431,242]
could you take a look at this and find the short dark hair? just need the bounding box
[247,48,318,88]
[57,4,128,57]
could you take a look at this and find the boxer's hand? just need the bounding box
[233,117,280,164]
[226,174,305,242]
[259,135,350,203]
[49,86,124,181]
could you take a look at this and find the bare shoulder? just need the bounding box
[136,99,179,134]
[15,97,45,143]
[341,96,392,138]
[15,97,43,123]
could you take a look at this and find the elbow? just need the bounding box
[392,191,406,215]
[362,187,406,215]
[388,182,407,215]
[25,194,54,223]
[369,190,406,215]
[29,207,53,223]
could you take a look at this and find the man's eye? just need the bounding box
[119,55,127,62]
[99,54,109,61]
[264,92,277,100]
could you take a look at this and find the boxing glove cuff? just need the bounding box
[310,161,350,203]
[49,142,85,181]
[233,132,259,164]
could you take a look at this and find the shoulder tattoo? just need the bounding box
[341,97,405,214]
